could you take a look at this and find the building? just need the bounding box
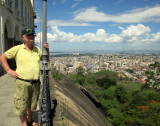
[0,0,36,75]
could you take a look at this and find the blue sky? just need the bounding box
[34,0,160,52]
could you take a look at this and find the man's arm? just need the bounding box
[43,42,49,61]
[0,54,18,78]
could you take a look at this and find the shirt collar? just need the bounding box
[22,43,36,51]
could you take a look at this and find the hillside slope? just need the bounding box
[50,75,112,126]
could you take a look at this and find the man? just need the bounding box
[0,28,49,126]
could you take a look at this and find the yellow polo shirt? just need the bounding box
[5,44,42,80]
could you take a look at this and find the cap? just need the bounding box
[22,28,35,36]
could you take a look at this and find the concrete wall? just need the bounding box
[0,0,35,76]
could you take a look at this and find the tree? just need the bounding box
[144,61,160,91]
[76,66,86,85]
[96,77,117,89]
[108,108,126,126]
[114,85,128,103]
[126,69,134,73]
[51,68,62,80]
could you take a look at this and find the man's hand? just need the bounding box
[7,69,18,78]
[43,42,49,49]
[43,42,49,60]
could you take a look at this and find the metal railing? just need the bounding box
[39,63,52,126]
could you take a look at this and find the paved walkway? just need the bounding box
[0,74,21,126]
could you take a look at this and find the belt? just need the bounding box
[16,77,39,83]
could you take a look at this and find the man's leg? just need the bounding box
[27,81,40,125]
[27,109,32,122]
[27,109,38,125]
[19,114,28,126]
[14,80,30,126]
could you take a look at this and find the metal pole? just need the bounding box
[42,0,47,52]
[42,0,48,62]
[38,0,52,126]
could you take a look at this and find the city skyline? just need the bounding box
[34,0,160,52]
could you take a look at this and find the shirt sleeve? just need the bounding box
[4,45,21,59]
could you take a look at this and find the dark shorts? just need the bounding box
[14,79,40,116]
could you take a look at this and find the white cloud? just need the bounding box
[35,24,160,46]
[35,32,57,43]
[73,5,160,23]
[47,5,160,27]
[71,3,79,9]
[96,29,106,36]
[35,16,41,24]
[106,34,123,43]
[61,0,68,3]
[47,20,93,26]
[118,26,124,30]
[116,0,125,4]
[150,32,160,43]
[73,7,108,22]
[75,0,83,1]
[121,24,151,37]
[35,32,42,43]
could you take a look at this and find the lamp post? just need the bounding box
[38,0,52,126]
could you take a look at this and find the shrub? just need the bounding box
[108,108,126,126]
[51,69,62,80]
[96,77,117,89]
[114,85,128,103]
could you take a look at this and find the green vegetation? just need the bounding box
[143,61,160,91]
[67,66,86,85]
[51,68,62,80]
[68,64,160,126]
[125,69,135,73]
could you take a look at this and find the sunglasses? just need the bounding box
[26,33,36,36]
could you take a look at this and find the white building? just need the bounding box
[0,0,36,75]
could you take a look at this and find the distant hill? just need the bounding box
[50,50,160,56]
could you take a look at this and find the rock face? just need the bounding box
[50,75,112,126]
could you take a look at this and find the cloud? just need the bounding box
[75,0,83,1]
[73,7,108,22]
[35,16,41,23]
[47,5,160,27]
[35,24,160,45]
[121,24,151,37]
[118,26,124,30]
[35,32,42,43]
[35,32,57,43]
[61,0,68,3]
[48,20,93,26]
[71,3,79,9]
[73,5,160,23]
[52,2,56,5]
[116,0,125,4]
